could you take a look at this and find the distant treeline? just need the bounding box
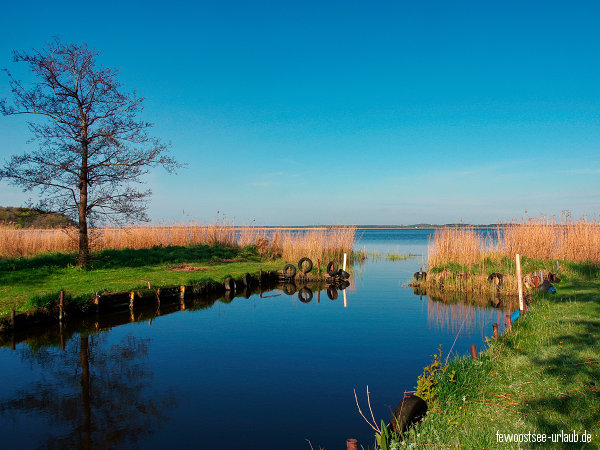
[0,207,75,228]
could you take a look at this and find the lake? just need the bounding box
[0,229,509,449]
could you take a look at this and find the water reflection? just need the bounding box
[412,288,517,334]
[0,332,176,448]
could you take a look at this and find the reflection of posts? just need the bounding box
[343,288,347,308]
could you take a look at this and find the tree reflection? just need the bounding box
[0,333,176,448]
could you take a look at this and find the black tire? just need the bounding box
[339,269,350,279]
[327,287,338,300]
[487,273,503,286]
[283,283,297,296]
[298,287,313,303]
[414,271,427,281]
[223,277,235,291]
[389,395,428,434]
[298,257,313,274]
[283,264,297,278]
[242,273,253,286]
[327,261,339,277]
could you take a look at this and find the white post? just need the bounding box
[343,253,347,271]
[516,253,524,311]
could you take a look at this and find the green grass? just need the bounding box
[366,252,419,262]
[0,244,280,316]
[392,271,600,448]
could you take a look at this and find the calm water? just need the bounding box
[0,229,508,449]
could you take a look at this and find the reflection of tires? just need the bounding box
[327,261,339,276]
[298,287,313,303]
[389,395,428,434]
[338,280,350,290]
[283,264,297,278]
[339,269,350,279]
[283,283,297,296]
[298,257,313,274]
[327,287,338,300]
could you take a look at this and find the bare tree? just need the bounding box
[0,39,179,267]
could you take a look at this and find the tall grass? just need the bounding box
[0,224,356,264]
[428,217,600,268]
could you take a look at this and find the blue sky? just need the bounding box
[0,0,598,225]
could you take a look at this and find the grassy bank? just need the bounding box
[0,244,281,316]
[393,265,600,448]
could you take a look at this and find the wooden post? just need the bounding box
[516,254,524,312]
[343,253,347,271]
[10,309,15,329]
[492,323,499,339]
[505,313,512,331]
[317,259,321,275]
[556,260,560,272]
[129,291,135,310]
[94,293,100,313]
[346,439,358,450]
[59,290,64,322]
[470,344,478,359]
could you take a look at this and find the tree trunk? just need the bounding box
[78,187,90,267]
[78,129,90,268]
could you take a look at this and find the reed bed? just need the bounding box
[415,271,520,300]
[0,224,356,264]
[428,217,600,268]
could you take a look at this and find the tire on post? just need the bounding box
[326,261,339,277]
[298,257,313,274]
[283,264,297,278]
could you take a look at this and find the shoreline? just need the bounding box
[394,272,600,447]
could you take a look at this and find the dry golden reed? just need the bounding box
[428,217,600,267]
[0,223,356,264]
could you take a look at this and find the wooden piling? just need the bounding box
[505,314,512,331]
[129,291,135,310]
[59,290,64,322]
[492,323,499,339]
[470,344,477,359]
[317,259,321,275]
[10,309,15,329]
[346,439,358,450]
[516,254,524,312]
[94,293,100,313]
